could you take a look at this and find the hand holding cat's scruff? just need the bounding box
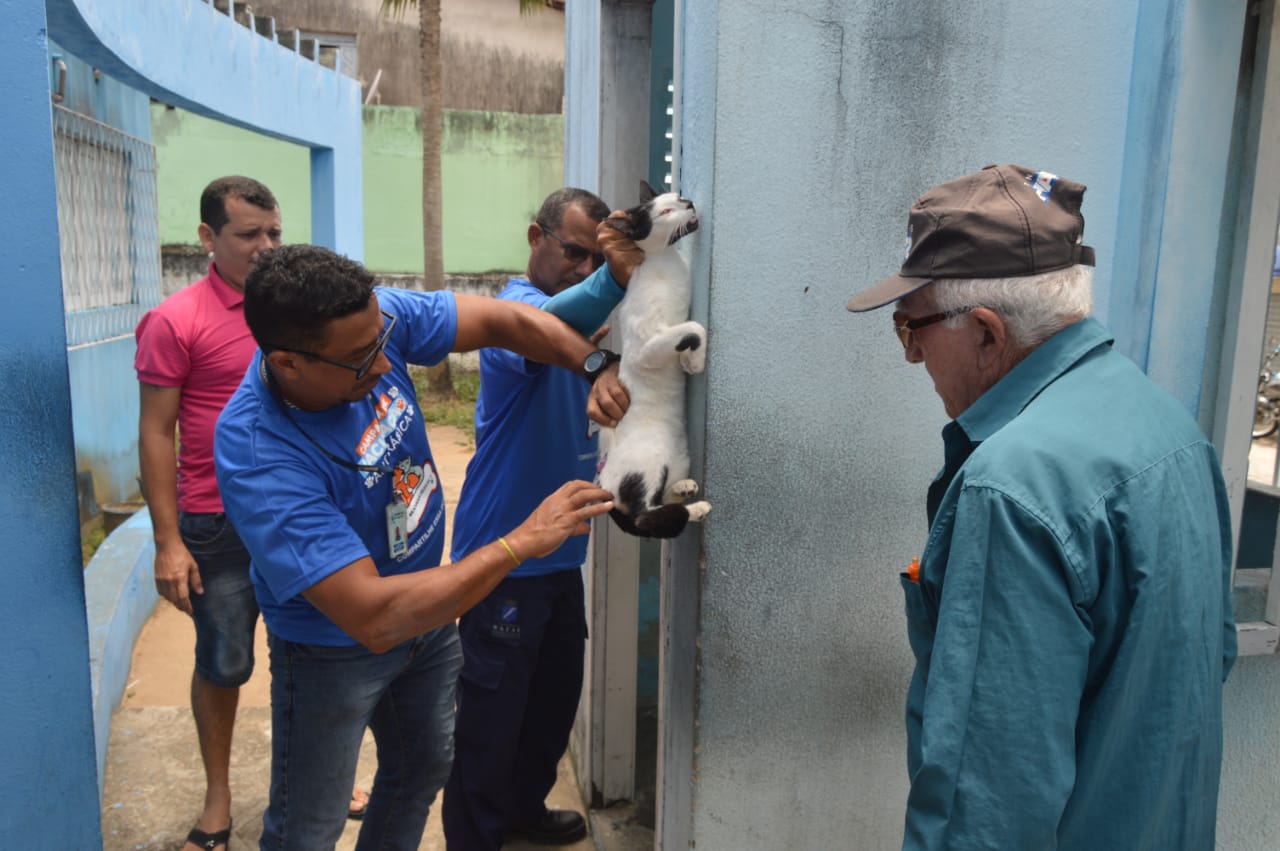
[587,363,629,427]
[598,212,646,287]
[504,480,615,561]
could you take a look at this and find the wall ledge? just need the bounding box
[83,507,157,802]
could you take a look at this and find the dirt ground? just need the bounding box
[102,424,594,851]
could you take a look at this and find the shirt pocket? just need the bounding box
[900,573,935,664]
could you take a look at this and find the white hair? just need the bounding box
[932,264,1094,349]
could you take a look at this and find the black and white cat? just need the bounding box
[597,183,711,538]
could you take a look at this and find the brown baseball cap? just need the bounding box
[846,164,1095,312]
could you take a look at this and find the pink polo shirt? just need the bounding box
[135,263,258,513]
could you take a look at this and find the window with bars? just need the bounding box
[51,104,162,346]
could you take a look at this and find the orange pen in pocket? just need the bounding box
[906,556,921,584]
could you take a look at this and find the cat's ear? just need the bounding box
[640,180,660,202]
[604,210,640,240]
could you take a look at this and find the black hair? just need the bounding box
[535,187,610,229]
[200,176,278,235]
[244,244,375,351]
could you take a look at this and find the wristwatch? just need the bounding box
[583,349,621,383]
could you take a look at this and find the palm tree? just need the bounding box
[381,0,548,396]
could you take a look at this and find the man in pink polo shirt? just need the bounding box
[136,176,282,851]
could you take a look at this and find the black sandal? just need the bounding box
[186,818,231,850]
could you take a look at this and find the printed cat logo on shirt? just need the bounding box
[394,456,439,531]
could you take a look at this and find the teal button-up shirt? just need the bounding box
[903,317,1236,850]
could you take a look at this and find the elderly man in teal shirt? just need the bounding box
[848,164,1236,850]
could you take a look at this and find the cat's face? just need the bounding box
[610,188,699,252]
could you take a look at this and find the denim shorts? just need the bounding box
[178,511,259,688]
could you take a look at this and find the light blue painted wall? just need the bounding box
[1110,0,1248,420]
[69,339,144,504]
[48,38,151,135]
[572,0,1275,848]
[0,2,103,847]
[564,0,602,194]
[49,41,154,506]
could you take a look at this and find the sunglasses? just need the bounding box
[894,306,974,348]
[268,310,398,381]
[538,223,605,270]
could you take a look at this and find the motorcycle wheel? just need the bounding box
[1253,403,1278,439]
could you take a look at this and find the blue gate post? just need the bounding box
[0,3,103,847]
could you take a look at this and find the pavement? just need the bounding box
[99,424,648,851]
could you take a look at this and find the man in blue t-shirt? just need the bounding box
[443,188,635,849]
[214,244,625,851]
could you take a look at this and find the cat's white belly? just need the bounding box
[598,366,689,496]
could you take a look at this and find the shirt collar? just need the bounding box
[953,316,1114,444]
[207,261,244,308]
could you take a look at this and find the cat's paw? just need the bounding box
[669,479,700,501]
[679,344,706,374]
[685,501,712,522]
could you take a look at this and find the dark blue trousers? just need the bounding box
[442,569,587,850]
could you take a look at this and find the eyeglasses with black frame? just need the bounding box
[537,222,606,270]
[267,310,397,381]
[894,306,975,348]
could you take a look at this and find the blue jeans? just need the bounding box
[179,511,258,688]
[260,624,463,851]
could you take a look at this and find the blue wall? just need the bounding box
[69,339,144,504]
[0,3,103,847]
[46,0,364,260]
[48,37,150,134]
[0,1,368,843]
[567,0,1277,848]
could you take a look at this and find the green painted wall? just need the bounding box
[152,105,314,246]
[152,104,564,274]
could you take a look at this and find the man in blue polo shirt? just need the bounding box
[443,188,631,849]
[846,164,1236,850]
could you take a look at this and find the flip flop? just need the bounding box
[348,786,369,821]
[186,817,231,850]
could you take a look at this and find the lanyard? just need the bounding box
[260,358,396,475]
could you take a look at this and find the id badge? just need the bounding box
[386,499,408,558]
